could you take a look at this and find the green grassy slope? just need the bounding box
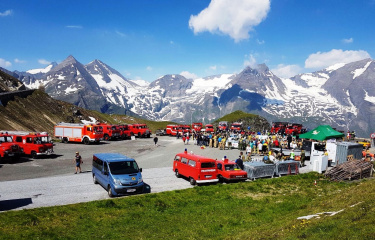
[0,173,374,239]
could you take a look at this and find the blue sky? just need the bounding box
[0,0,374,82]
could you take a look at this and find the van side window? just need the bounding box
[174,155,181,162]
[188,160,196,167]
[93,157,103,171]
[15,136,22,143]
[26,137,33,143]
[103,162,108,173]
[87,127,91,131]
[181,157,188,164]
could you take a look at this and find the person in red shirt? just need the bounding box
[274,139,279,147]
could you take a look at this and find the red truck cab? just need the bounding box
[216,158,247,183]
[97,123,121,140]
[10,131,53,159]
[0,132,24,160]
[218,121,228,132]
[166,125,183,136]
[192,122,203,133]
[173,149,218,185]
[230,122,242,132]
[117,124,132,139]
[129,124,151,138]
[205,124,214,133]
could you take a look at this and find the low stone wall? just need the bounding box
[0,89,36,106]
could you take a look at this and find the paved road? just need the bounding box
[0,136,311,211]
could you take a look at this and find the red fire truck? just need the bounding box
[166,125,183,136]
[9,131,54,159]
[218,121,228,132]
[117,124,132,139]
[0,132,24,161]
[96,123,121,140]
[192,122,203,133]
[230,122,242,132]
[54,123,104,144]
[270,122,288,134]
[129,124,151,138]
[205,124,215,133]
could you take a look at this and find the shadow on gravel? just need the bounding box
[36,154,64,160]
[1,157,33,165]
[0,198,32,211]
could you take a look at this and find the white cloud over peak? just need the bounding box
[38,59,51,65]
[271,64,303,79]
[14,58,26,63]
[305,49,370,69]
[180,71,198,80]
[342,38,353,43]
[0,10,12,17]
[0,58,12,68]
[189,0,270,42]
[243,54,257,68]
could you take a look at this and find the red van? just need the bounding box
[173,150,218,185]
[216,159,247,183]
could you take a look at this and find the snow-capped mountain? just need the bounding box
[7,55,375,137]
[26,62,58,75]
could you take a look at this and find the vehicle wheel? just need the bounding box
[218,175,224,183]
[93,175,98,184]
[104,134,110,141]
[138,133,141,138]
[31,151,38,159]
[147,134,151,138]
[83,137,90,145]
[189,177,196,186]
[62,138,68,143]
[175,170,181,178]
[108,185,114,197]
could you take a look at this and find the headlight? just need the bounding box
[138,176,143,184]
[113,179,121,185]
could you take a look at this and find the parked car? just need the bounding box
[155,129,166,136]
[216,159,247,183]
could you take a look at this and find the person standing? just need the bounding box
[153,136,158,146]
[74,152,83,174]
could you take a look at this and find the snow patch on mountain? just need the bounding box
[326,63,346,72]
[351,61,371,79]
[364,90,375,103]
[26,63,56,74]
[186,74,233,94]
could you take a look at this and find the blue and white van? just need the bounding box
[92,153,145,197]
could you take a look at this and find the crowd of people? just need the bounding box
[176,129,307,166]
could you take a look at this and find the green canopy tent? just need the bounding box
[299,125,345,141]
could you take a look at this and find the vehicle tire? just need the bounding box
[93,175,98,184]
[62,137,68,143]
[31,151,38,159]
[218,175,224,183]
[175,170,181,178]
[138,133,141,138]
[108,185,114,197]
[189,177,196,186]
[147,134,151,138]
[83,137,90,145]
[104,134,110,141]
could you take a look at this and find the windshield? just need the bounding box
[232,125,241,128]
[94,126,103,132]
[34,136,50,144]
[201,162,215,168]
[224,164,241,171]
[109,161,139,175]
[0,136,13,143]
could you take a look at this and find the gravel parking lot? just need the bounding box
[0,136,255,211]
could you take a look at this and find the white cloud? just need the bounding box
[271,64,303,79]
[209,65,217,70]
[14,58,26,63]
[256,39,265,45]
[0,58,12,68]
[38,59,51,65]
[342,38,353,44]
[146,66,153,71]
[305,49,371,69]
[115,30,126,37]
[189,0,270,42]
[0,10,12,17]
[243,54,257,68]
[66,25,83,29]
[180,71,198,80]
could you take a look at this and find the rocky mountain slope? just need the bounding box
[4,56,375,137]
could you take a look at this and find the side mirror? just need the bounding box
[139,168,142,172]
